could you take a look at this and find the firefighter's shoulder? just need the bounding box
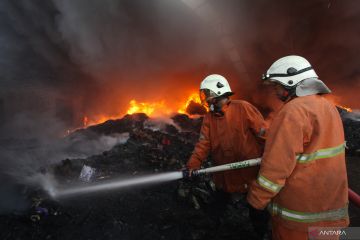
[276,97,310,121]
[230,99,257,109]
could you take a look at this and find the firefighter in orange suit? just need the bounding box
[247,55,349,240]
[186,74,269,239]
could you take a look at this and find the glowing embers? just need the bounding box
[83,115,118,128]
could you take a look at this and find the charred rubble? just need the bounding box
[0,111,360,240]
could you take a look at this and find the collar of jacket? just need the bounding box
[212,100,231,117]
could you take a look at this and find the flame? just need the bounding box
[337,105,353,112]
[86,115,121,126]
[177,92,202,114]
[76,91,203,128]
[83,116,89,127]
[126,100,171,116]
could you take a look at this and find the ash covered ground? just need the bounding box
[0,112,360,240]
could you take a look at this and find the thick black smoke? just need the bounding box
[53,0,360,111]
[1,0,359,119]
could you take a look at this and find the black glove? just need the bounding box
[182,167,204,179]
[182,168,198,179]
[182,168,191,179]
[248,204,270,239]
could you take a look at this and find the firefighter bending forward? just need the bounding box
[247,55,349,240]
[186,74,269,239]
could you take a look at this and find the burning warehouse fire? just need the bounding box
[0,1,360,240]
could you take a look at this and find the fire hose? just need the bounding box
[183,158,360,208]
[348,189,360,208]
[182,158,262,177]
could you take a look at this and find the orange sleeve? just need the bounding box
[247,105,311,209]
[242,101,267,139]
[186,114,211,170]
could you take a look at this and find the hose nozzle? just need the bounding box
[182,158,262,179]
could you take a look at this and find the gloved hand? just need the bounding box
[182,167,196,179]
[184,158,202,179]
[247,203,270,239]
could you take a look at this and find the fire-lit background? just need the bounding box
[0,0,359,131]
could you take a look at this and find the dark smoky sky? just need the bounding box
[53,0,359,109]
[0,0,359,120]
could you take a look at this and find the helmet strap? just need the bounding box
[280,87,297,102]
[279,90,289,102]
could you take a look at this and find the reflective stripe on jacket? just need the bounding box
[247,95,349,231]
[187,100,266,193]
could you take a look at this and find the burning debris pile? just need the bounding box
[0,113,259,240]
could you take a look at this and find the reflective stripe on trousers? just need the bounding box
[268,203,348,223]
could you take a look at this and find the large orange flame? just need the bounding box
[178,92,202,114]
[80,91,203,128]
[126,100,170,116]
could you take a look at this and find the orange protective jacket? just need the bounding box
[247,95,349,231]
[187,100,266,193]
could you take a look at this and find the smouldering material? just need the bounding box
[51,171,183,198]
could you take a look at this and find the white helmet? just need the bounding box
[199,74,233,104]
[262,55,318,88]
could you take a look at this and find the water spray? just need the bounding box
[47,158,262,199]
[50,172,183,198]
